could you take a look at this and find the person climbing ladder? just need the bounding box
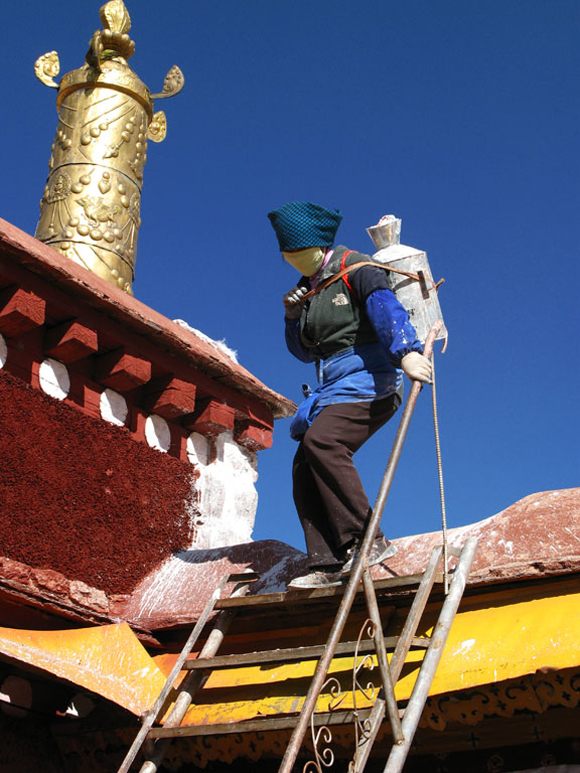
[268,201,432,589]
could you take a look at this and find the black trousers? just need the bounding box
[292,394,400,568]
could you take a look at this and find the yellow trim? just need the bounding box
[0,623,165,715]
[176,589,580,726]
[1,588,579,726]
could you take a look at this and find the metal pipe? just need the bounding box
[351,698,386,773]
[369,320,443,541]
[351,545,442,773]
[278,321,443,773]
[118,574,232,773]
[389,546,442,683]
[362,572,403,743]
[383,537,478,773]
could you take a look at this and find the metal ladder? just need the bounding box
[117,541,476,773]
[276,538,477,773]
[118,320,477,772]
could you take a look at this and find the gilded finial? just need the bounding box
[34,1,184,295]
[88,0,135,71]
[100,0,131,35]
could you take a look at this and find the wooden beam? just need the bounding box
[143,376,197,419]
[183,399,235,435]
[0,286,45,338]
[44,320,99,363]
[234,420,273,451]
[95,348,151,392]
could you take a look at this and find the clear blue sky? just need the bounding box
[3,0,578,553]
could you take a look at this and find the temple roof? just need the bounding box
[0,488,578,751]
[0,488,577,633]
[0,218,295,419]
[117,488,579,630]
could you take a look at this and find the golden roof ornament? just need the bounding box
[34,0,184,295]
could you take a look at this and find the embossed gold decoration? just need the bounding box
[34,1,183,294]
[34,51,60,89]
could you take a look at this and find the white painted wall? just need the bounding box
[186,430,258,547]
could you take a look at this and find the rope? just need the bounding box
[283,260,445,306]
[430,350,450,594]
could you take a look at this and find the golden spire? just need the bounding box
[34,1,184,295]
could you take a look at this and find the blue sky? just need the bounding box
[3,0,578,553]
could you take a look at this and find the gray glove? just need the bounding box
[401,351,432,383]
[283,285,308,319]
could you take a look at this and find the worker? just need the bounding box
[268,201,432,589]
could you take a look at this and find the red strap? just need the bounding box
[340,250,355,295]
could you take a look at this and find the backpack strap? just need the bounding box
[340,250,356,295]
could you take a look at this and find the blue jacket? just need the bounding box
[285,250,423,440]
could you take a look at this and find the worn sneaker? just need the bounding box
[340,536,397,574]
[287,570,343,590]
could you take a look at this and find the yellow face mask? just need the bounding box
[282,247,326,277]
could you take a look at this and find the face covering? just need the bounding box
[282,247,327,277]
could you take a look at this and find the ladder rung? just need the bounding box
[214,572,428,610]
[227,571,260,583]
[183,636,430,671]
[147,707,383,740]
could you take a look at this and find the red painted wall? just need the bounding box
[0,370,198,595]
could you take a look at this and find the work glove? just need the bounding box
[401,352,432,383]
[283,285,308,319]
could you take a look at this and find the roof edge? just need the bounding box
[0,218,296,419]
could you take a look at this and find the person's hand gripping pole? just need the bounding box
[401,351,432,384]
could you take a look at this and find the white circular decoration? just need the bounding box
[186,432,210,466]
[0,334,7,369]
[39,358,70,400]
[145,414,171,453]
[100,388,128,427]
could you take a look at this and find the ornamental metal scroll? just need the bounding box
[303,677,345,773]
[302,620,386,773]
[349,619,380,769]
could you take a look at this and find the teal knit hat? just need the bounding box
[267,201,343,251]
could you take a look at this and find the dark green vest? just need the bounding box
[299,246,379,359]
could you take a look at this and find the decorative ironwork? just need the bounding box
[303,620,385,773]
[304,725,334,773]
[346,618,386,773]
[303,677,345,773]
[351,618,379,760]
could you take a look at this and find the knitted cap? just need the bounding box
[267,201,343,251]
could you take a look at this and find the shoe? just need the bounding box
[287,570,343,590]
[340,535,397,574]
